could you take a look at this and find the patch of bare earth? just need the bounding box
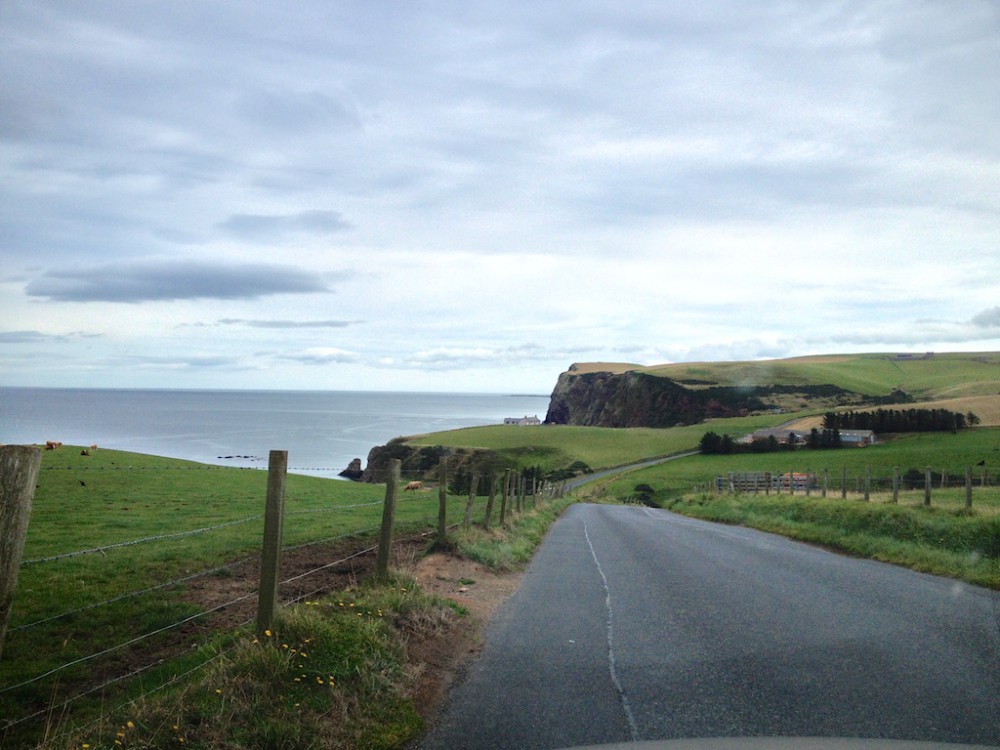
[402,553,522,725]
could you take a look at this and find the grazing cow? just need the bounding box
[404,481,424,493]
[45,441,63,450]
[80,449,90,456]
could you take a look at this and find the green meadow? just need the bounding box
[640,351,1000,399]
[1,446,492,748]
[406,412,794,473]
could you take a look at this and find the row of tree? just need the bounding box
[700,428,847,455]
[822,408,979,433]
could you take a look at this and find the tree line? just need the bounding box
[822,407,979,433]
[699,428,845,455]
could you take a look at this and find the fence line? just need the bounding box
[1,449,546,741]
[712,466,994,506]
[8,554,259,633]
[0,590,258,698]
[20,516,263,565]
[1,525,436,734]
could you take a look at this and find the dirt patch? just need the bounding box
[179,540,522,726]
[402,553,522,725]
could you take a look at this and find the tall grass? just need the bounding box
[46,574,452,750]
[451,495,576,571]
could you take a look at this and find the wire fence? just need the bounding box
[0,453,452,745]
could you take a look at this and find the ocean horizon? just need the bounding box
[0,387,552,478]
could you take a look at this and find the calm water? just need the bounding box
[0,388,551,477]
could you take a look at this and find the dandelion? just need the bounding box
[126,721,135,730]
[264,629,273,637]
[215,689,222,695]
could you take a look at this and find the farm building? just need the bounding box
[504,414,542,426]
[741,427,877,447]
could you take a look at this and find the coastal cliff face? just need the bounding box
[543,366,765,427]
[542,364,892,428]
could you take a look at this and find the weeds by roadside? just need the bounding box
[449,496,576,571]
[45,574,455,750]
[663,492,1000,589]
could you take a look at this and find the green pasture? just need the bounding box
[406,412,793,473]
[597,427,1000,501]
[641,351,1000,399]
[1,446,486,747]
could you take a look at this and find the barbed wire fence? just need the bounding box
[0,449,467,743]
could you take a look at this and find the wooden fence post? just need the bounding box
[499,470,510,525]
[841,466,847,499]
[463,471,479,529]
[438,458,448,542]
[376,459,401,578]
[965,466,973,509]
[1,445,42,660]
[892,466,900,503]
[256,450,288,636]
[483,472,496,530]
[822,469,828,498]
[864,466,871,502]
[924,466,932,506]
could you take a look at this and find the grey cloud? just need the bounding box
[0,330,102,343]
[217,210,352,240]
[26,260,329,302]
[280,348,361,365]
[971,307,1000,328]
[217,318,360,329]
[237,88,362,134]
[0,330,63,343]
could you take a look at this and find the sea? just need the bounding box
[0,387,552,478]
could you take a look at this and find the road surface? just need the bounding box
[418,504,1000,749]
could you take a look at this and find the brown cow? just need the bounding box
[404,481,424,493]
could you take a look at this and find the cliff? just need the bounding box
[543,366,766,427]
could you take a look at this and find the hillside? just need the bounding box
[545,352,1000,428]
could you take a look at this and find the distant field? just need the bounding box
[596,427,1000,502]
[635,351,1000,399]
[406,412,794,472]
[783,394,1000,432]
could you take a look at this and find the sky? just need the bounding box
[2,1,999,394]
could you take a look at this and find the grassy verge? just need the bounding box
[658,492,1000,589]
[42,573,454,750]
[449,495,577,571]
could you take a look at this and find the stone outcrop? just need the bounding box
[543,363,893,428]
[544,366,766,427]
[338,458,363,481]
[361,439,506,484]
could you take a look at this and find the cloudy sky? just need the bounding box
[2,2,999,394]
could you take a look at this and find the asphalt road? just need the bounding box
[418,504,1000,750]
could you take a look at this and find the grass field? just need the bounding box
[637,351,1000,399]
[406,412,794,473]
[1,446,492,748]
[595,427,1000,499]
